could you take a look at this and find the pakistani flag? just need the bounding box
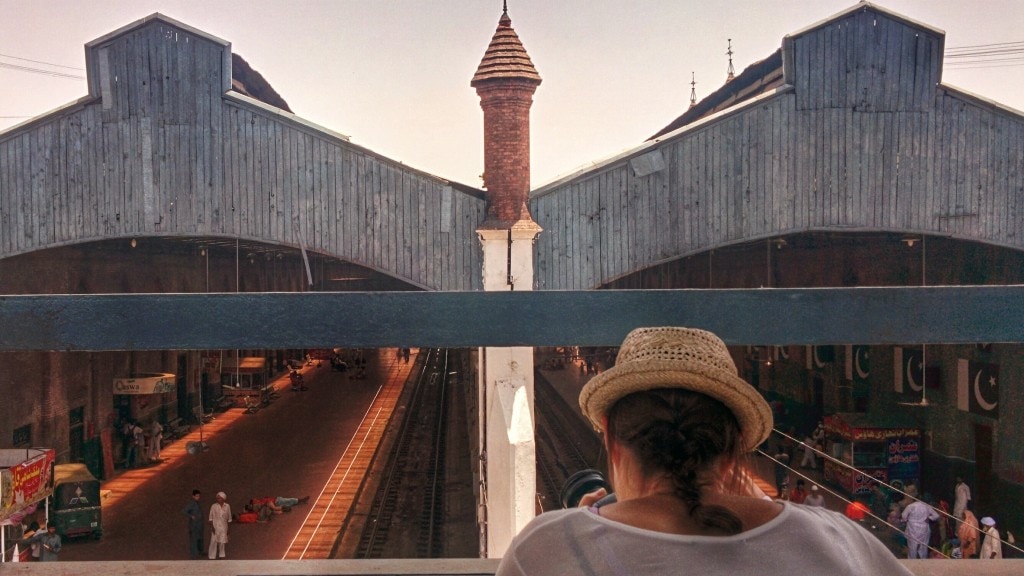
[957,359,999,418]
[773,346,790,362]
[805,346,834,370]
[893,347,923,394]
[845,345,870,383]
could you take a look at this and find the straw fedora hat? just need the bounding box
[579,327,773,452]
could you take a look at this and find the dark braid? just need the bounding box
[606,388,744,535]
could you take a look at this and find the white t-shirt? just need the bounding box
[496,501,911,576]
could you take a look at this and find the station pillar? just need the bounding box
[478,221,542,557]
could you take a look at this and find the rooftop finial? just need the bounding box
[689,72,697,109]
[726,39,735,82]
[503,0,508,14]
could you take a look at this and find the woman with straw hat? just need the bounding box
[496,327,911,576]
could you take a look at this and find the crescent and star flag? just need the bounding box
[805,345,834,370]
[893,347,923,394]
[958,359,999,418]
[845,345,870,382]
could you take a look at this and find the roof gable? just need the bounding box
[84,13,232,105]
[782,2,945,112]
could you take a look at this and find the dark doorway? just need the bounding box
[69,406,85,461]
[973,423,993,513]
[812,375,825,423]
[177,353,189,421]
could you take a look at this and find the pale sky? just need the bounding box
[2,0,1022,188]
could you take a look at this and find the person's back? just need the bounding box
[496,327,910,576]
[499,501,908,576]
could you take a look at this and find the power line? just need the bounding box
[946,40,1024,52]
[0,52,84,71]
[770,428,1024,559]
[0,61,84,80]
[943,40,1024,69]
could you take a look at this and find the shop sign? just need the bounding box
[852,427,921,441]
[0,448,55,521]
[853,469,888,495]
[887,437,920,480]
[113,373,176,395]
[201,354,221,372]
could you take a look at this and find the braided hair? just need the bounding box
[605,388,745,535]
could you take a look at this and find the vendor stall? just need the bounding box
[220,357,273,407]
[822,413,921,496]
[1,448,55,562]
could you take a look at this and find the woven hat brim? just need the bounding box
[579,359,773,452]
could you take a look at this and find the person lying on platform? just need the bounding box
[249,495,311,513]
[234,502,273,523]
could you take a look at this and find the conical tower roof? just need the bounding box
[471,8,541,87]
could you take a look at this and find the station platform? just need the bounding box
[43,351,417,563]
[6,350,1021,573]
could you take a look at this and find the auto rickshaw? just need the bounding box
[51,463,102,539]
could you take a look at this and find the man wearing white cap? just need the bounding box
[208,491,232,559]
[804,484,825,507]
[980,516,1002,559]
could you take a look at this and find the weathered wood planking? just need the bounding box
[2,8,1021,294]
[531,6,1024,290]
[0,16,485,291]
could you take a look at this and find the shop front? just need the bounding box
[113,373,177,466]
[822,413,921,496]
[220,357,272,407]
[1,448,55,562]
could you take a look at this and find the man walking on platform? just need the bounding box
[980,517,1003,559]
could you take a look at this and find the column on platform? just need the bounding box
[478,224,541,557]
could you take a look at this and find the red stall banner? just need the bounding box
[0,448,55,522]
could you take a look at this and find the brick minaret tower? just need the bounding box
[471,2,542,228]
[471,2,543,559]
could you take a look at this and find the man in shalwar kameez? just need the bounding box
[980,517,1003,559]
[953,477,971,521]
[208,491,232,559]
[902,498,939,559]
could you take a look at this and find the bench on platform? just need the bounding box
[163,417,190,443]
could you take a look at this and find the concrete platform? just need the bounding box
[0,558,1020,575]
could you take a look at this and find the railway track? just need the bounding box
[355,348,453,558]
[534,370,604,512]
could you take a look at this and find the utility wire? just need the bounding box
[0,61,85,80]
[769,427,1024,558]
[944,40,1024,70]
[755,447,950,558]
[0,52,83,70]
